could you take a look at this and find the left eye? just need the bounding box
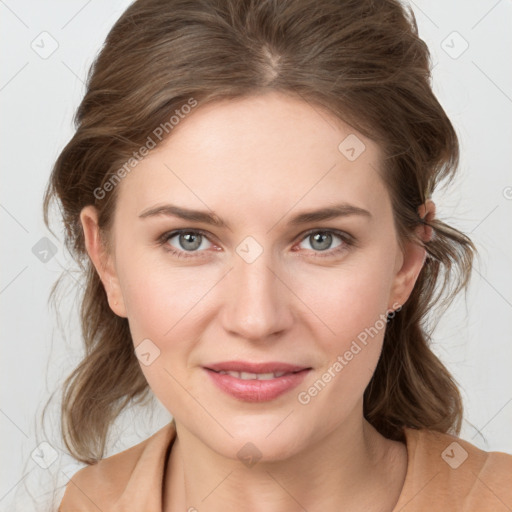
[297,231,345,253]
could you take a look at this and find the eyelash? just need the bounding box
[157,228,355,260]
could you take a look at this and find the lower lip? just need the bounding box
[204,368,311,402]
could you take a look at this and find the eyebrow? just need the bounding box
[138,202,372,228]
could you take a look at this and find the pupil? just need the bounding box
[180,232,201,251]
[312,232,331,251]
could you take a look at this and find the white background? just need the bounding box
[1,0,511,510]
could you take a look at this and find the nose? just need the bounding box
[219,241,294,342]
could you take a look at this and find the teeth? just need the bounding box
[217,370,287,380]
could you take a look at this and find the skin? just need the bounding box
[81,91,434,512]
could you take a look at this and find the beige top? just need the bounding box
[59,421,512,511]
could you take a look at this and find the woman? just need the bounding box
[44,0,512,510]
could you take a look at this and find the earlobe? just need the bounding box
[80,205,127,318]
[389,241,426,308]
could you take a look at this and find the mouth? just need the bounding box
[202,361,312,402]
[204,361,311,374]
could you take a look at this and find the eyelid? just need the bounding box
[296,227,355,245]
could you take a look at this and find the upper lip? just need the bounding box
[204,361,311,374]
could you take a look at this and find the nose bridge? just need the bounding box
[221,235,292,340]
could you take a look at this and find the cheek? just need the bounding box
[121,264,216,342]
[295,251,396,346]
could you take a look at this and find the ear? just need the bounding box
[80,205,127,318]
[388,200,435,308]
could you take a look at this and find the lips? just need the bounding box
[203,361,312,402]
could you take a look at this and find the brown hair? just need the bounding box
[43,0,475,464]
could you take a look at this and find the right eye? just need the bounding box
[158,229,216,259]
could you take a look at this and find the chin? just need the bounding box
[206,414,312,464]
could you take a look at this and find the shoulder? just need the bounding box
[395,427,512,511]
[58,421,176,512]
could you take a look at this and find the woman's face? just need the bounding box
[82,91,424,461]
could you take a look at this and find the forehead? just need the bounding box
[114,91,389,221]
